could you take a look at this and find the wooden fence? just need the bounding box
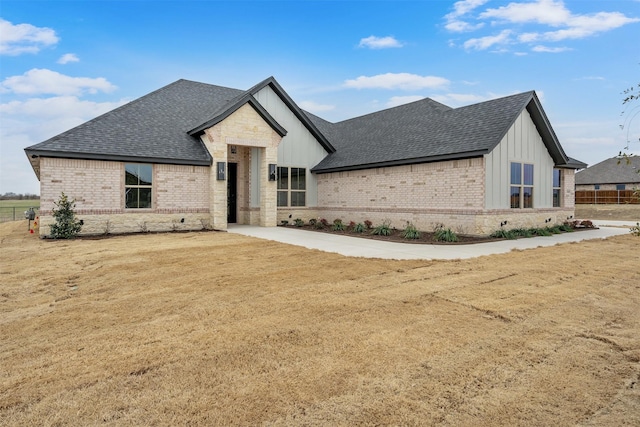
[575,190,639,204]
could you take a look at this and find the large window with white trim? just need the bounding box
[510,162,534,208]
[277,167,306,207]
[125,163,153,209]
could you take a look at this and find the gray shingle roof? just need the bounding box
[575,156,640,184]
[25,80,245,165]
[310,91,573,173]
[25,77,580,175]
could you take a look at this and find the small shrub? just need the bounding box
[49,192,82,239]
[280,220,289,226]
[352,222,366,233]
[559,223,574,232]
[434,226,458,242]
[533,227,552,236]
[547,225,562,234]
[313,218,326,229]
[511,228,532,238]
[630,222,640,237]
[372,220,392,236]
[348,221,356,228]
[401,222,421,240]
[308,218,317,226]
[293,218,304,227]
[332,219,345,231]
[364,219,373,229]
[490,229,516,239]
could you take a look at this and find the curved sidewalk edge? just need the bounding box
[227,225,632,260]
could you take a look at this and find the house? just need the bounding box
[25,76,586,236]
[575,155,640,191]
[575,155,639,204]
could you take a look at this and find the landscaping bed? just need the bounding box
[280,218,597,245]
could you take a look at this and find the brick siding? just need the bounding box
[37,157,211,236]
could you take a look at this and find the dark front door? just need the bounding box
[227,162,237,223]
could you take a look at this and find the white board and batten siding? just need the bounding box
[251,85,330,207]
[485,109,555,209]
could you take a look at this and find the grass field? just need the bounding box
[0,199,40,223]
[1,221,639,425]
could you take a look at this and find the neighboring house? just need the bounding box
[25,76,586,236]
[574,155,640,204]
[575,155,640,191]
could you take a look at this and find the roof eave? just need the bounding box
[556,160,588,170]
[525,94,571,165]
[312,150,487,174]
[24,149,212,167]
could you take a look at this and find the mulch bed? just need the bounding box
[281,224,598,245]
[282,224,501,245]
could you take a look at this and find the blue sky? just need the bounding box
[1,0,639,195]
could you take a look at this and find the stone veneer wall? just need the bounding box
[562,168,576,208]
[37,158,210,236]
[202,103,281,229]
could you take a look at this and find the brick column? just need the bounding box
[260,146,278,226]
[203,130,228,231]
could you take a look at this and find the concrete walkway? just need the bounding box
[227,223,632,260]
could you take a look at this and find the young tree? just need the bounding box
[620,81,640,154]
[49,192,83,239]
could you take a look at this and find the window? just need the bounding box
[594,184,600,190]
[277,167,288,206]
[616,184,626,191]
[510,162,534,208]
[277,167,306,207]
[553,169,562,207]
[125,164,152,208]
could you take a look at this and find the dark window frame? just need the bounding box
[510,162,534,209]
[553,169,562,208]
[277,166,306,207]
[125,163,153,209]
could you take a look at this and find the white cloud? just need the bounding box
[444,0,640,53]
[58,53,80,64]
[445,20,485,32]
[0,18,59,55]
[463,30,512,50]
[386,95,425,108]
[480,0,571,26]
[445,0,489,32]
[0,96,128,194]
[544,12,639,41]
[0,96,125,120]
[518,32,540,43]
[531,45,572,53]
[298,100,335,112]
[344,73,450,90]
[1,69,117,96]
[358,35,404,49]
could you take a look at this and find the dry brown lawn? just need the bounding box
[576,204,640,221]
[1,221,639,426]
